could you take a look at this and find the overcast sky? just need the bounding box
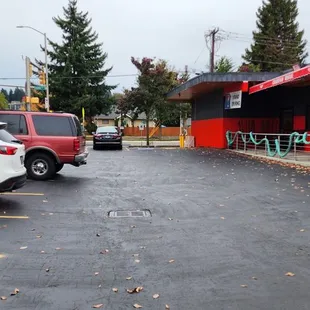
[1,0,309,93]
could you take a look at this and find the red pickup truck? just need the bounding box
[0,111,88,180]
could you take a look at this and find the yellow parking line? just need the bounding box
[0,215,29,219]
[0,192,44,196]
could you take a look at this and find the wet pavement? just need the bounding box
[0,147,310,310]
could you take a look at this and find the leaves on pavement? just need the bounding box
[0,296,7,300]
[126,276,133,280]
[112,288,118,292]
[165,305,170,309]
[92,304,104,308]
[20,246,27,250]
[152,293,159,299]
[133,304,142,308]
[169,259,175,263]
[100,249,109,254]
[285,272,295,277]
[127,286,143,294]
[240,284,248,288]
[10,288,19,296]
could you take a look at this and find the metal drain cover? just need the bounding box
[108,210,151,218]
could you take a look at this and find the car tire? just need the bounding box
[55,163,64,173]
[93,143,98,150]
[118,145,123,150]
[25,152,56,181]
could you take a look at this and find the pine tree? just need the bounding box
[46,0,115,117]
[243,0,308,71]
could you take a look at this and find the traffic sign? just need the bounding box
[139,124,145,131]
[34,85,46,91]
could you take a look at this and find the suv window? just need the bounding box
[32,115,74,136]
[73,116,83,136]
[0,114,28,135]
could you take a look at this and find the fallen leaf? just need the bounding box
[20,246,27,250]
[36,235,42,239]
[127,286,143,294]
[168,218,173,221]
[55,247,62,250]
[152,293,159,299]
[126,276,132,280]
[220,217,225,220]
[92,304,104,308]
[133,304,142,309]
[94,272,99,276]
[165,305,170,309]
[112,288,118,292]
[252,277,258,280]
[300,229,305,232]
[131,225,136,228]
[240,284,248,288]
[40,250,45,254]
[285,272,295,277]
[0,296,7,300]
[135,259,140,263]
[11,288,19,296]
[49,213,53,215]
[132,254,139,257]
[100,249,109,254]
[169,259,175,263]
[43,200,48,203]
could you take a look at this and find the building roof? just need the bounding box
[249,65,310,94]
[166,72,281,101]
[95,111,147,120]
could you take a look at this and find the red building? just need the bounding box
[167,68,310,148]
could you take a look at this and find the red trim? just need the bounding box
[293,116,306,131]
[249,65,310,94]
[224,82,249,94]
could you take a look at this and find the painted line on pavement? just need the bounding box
[0,215,29,219]
[0,192,44,196]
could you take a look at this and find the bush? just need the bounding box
[85,122,97,135]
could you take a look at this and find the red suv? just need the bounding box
[0,111,88,180]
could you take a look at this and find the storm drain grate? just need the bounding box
[108,209,152,218]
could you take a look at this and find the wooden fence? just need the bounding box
[123,127,191,137]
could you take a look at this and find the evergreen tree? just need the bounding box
[243,0,308,71]
[8,89,13,102]
[46,0,115,117]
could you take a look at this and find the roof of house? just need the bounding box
[96,111,147,120]
[166,72,281,101]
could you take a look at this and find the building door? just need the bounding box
[280,108,293,133]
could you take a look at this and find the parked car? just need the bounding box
[0,122,27,192]
[93,126,122,150]
[0,111,88,181]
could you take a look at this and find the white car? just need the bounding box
[0,122,27,192]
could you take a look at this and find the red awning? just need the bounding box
[249,65,310,94]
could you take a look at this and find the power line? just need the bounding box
[0,74,138,80]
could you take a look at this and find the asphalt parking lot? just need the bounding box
[0,147,310,310]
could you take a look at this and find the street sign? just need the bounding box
[34,85,46,91]
[139,124,145,131]
[44,97,48,109]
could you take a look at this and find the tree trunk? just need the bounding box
[146,115,150,146]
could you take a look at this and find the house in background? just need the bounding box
[94,112,155,128]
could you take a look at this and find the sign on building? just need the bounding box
[224,90,242,109]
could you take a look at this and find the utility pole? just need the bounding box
[44,32,50,112]
[25,56,31,111]
[210,28,219,73]
[204,28,220,73]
